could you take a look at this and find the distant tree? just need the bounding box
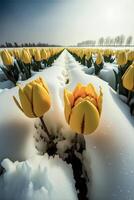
[114,36,120,46]
[105,37,111,46]
[119,35,125,46]
[93,41,96,46]
[5,42,13,47]
[0,44,5,48]
[98,37,104,46]
[126,36,133,46]
[109,38,114,46]
[24,43,28,47]
[14,42,19,47]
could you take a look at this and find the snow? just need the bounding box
[64,50,134,200]
[0,49,134,200]
[81,61,118,90]
[0,155,77,200]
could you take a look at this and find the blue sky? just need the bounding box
[0,0,134,45]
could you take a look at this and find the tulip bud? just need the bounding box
[29,48,35,57]
[86,51,92,60]
[21,49,32,64]
[104,49,110,56]
[127,51,134,61]
[64,83,103,134]
[46,50,51,60]
[41,49,48,60]
[8,50,14,56]
[13,49,20,59]
[34,48,41,62]
[13,77,51,118]
[96,53,103,65]
[1,49,14,68]
[117,51,127,66]
[122,63,134,91]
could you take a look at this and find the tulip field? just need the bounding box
[0,47,134,200]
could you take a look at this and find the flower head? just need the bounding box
[34,48,41,62]
[86,51,92,60]
[122,63,134,91]
[64,83,103,134]
[41,49,48,60]
[127,51,134,61]
[1,49,14,67]
[117,51,127,66]
[21,49,32,64]
[13,77,51,118]
[13,49,20,59]
[29,48,35,57]
[96,53,103,65]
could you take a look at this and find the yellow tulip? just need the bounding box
[86,51,92,60]
[29,48,35,57]
[21,49,32,64]
[1,49,14,67]
[127,51,134,61]
[96,53,103,65]
[46,50,51,60]
[34,48,41,62]
[41,49,48,60]
[64,83,103,134]
[13,77,51,118]
[8,50,14,56]
[117,51,127,66]
[103,49,110,56]
[13,49,20,59]
[122,63,134,91]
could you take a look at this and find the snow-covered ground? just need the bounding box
[0,155,77,200]
[0,50,134,200]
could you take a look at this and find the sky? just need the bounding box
[0,0,134,45]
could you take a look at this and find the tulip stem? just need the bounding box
[40,116,51,142]
[127,91,132,105]
[0,165,5,176]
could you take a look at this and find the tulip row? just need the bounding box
[68,48,134,115]
[68,48,134,73]
[0,48,63,85]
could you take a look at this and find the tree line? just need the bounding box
[0,42,62,48]
[0,35,133,48]
[77,35,133,47]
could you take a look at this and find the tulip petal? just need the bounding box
[85,96,98,108]
[74,97,83,106]
[65,89,74,107]
[23,84,33,102]
[19,87,36,118]
[97,87,103,114]
[96,53,103,65]
[38,77,49,94]
[86,83,98,98]
[33,84,51,117]
[73,83,86,99]
[64,89,72,122]
[69,100,100,134]
[73,83,82,98]
[122,65,134,91]
[34,77,49,94]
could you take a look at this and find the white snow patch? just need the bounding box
[0,155,77,200]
